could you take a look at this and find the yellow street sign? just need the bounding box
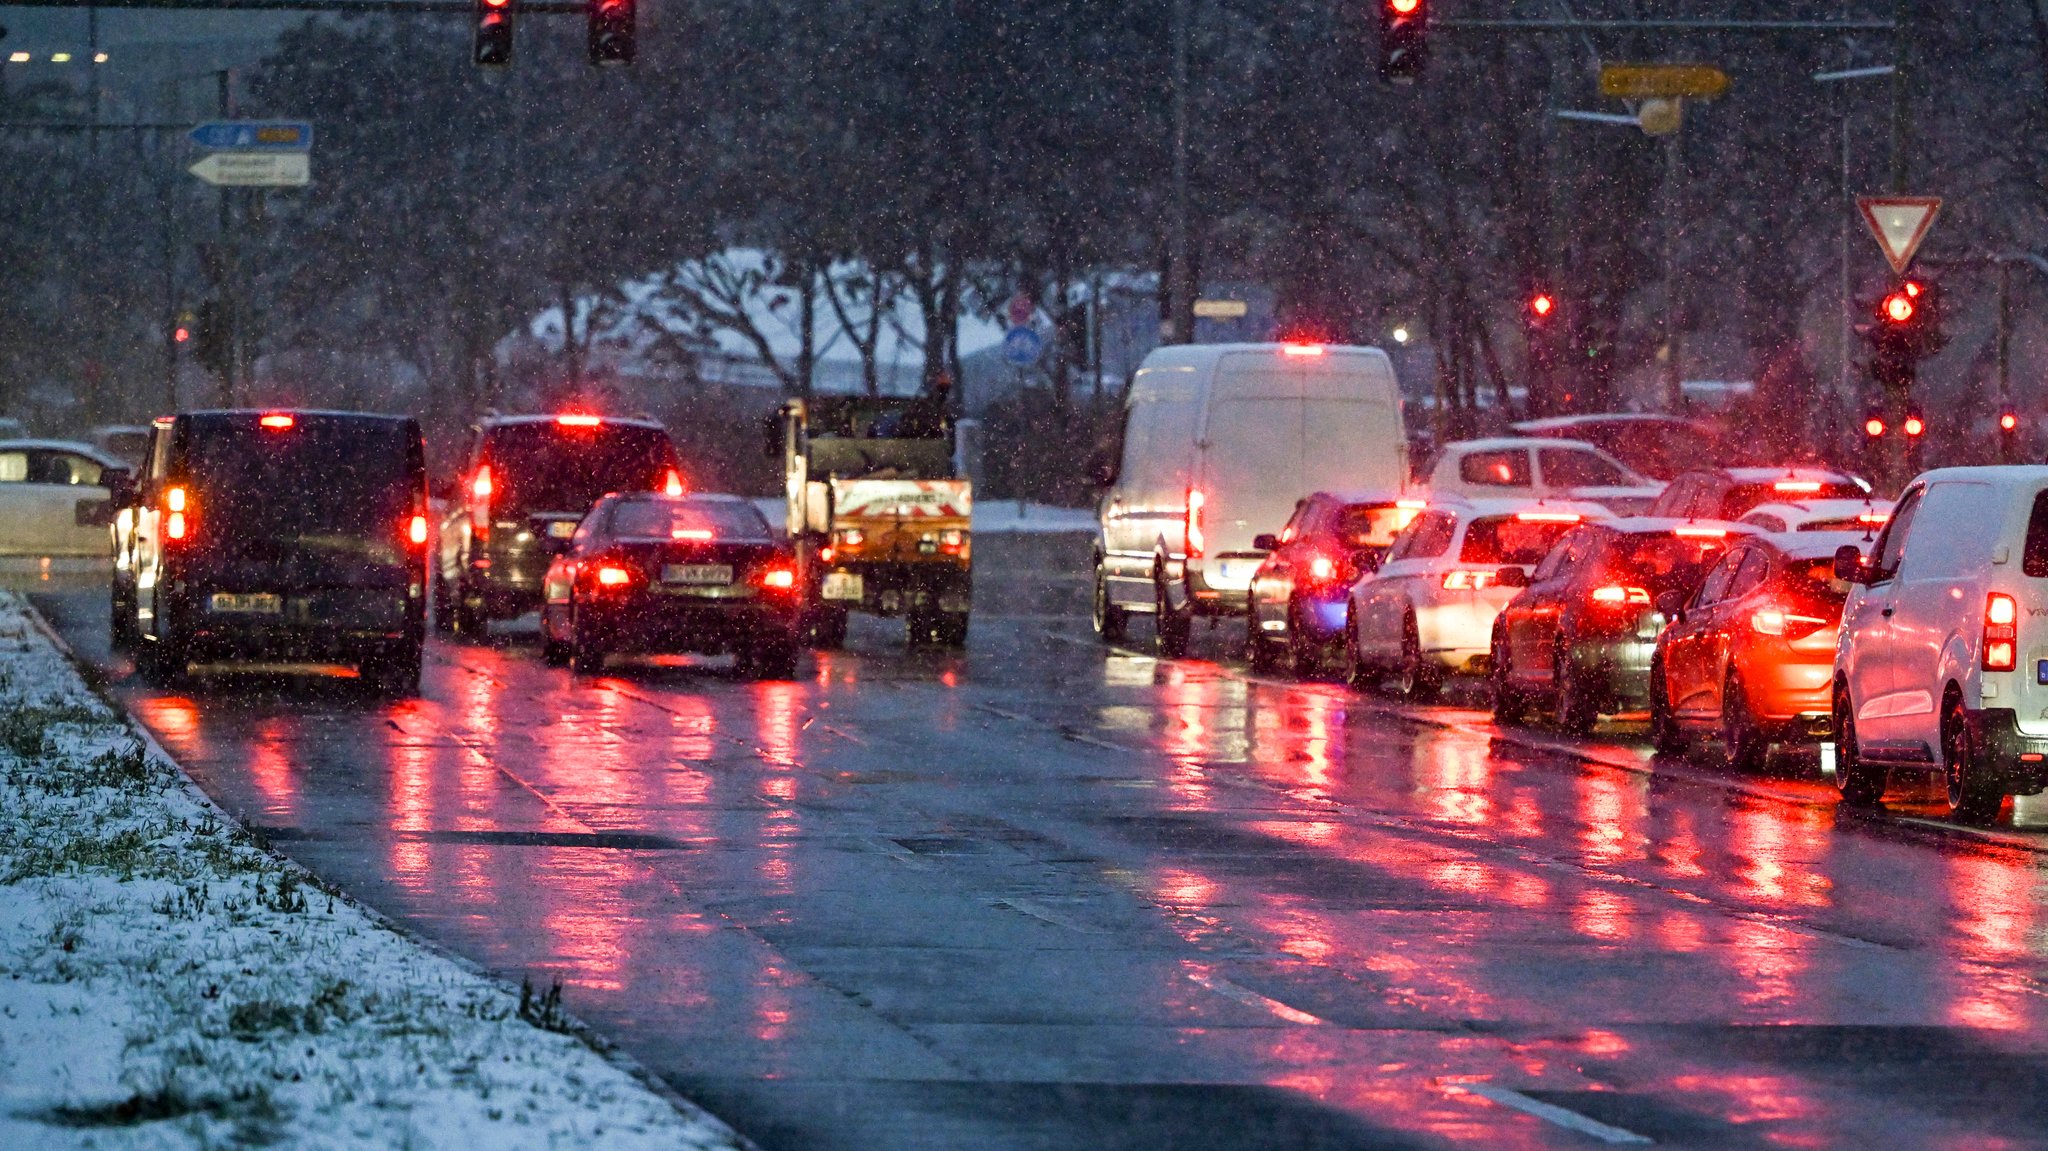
[1599,63,1730,100]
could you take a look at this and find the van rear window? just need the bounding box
[1461,517,1577,566]
[2023,490,2048,577]
[184,416,414,548]
[484,423,675,515]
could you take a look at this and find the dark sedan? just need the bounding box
[1245,490,1413,674]
[540,493,802,678]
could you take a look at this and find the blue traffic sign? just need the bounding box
[188,120,313,152]
[1001,326,1043,367]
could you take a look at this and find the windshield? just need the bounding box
[484,423,675,515]
[1787,556,1853,600]
[183,416,416,553]
[1460,516,1578,565]
[1336,504,1412,548]
[608,499,771,540]
[1609,534,1731,590]
[1723,480,1865,519]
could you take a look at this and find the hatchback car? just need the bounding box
[1651,532,1858,770]
[1424,437,1663,515]
[1245,490,1413,673]
[1646,466,1870,523]
[540,492,803,679]
[0,439,130,557]
[1347,497,1611,697]
[1491,519,1751,733]
[124,410,430,693]
[438,414,684,635]
[1737,498,1892,535]
[1510,413,1738,481]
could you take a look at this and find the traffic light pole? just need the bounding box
[216,68,237,407]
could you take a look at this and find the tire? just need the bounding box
[1553,643,1596,736]
[569,610,607,674]
[364,644,422,697]
[1343,617,1373,691]
[540,613,571,667]
[431,571,455,634]
[807,605,848,651]
[1286,599,1325,676]
[906,606,942,647]
[745,636,802,681]
[1832,685,1885,807]
[1248,622,1283,673]
[1721,671,1769,773]
[1942,689,2003,825]
[109,583,139,652]
[1392,615,1441,702]
[138,632,187,689]
[936,611,969,649]
[1155,574,1191,658]
[452,579,486,639]
[1649,657,1688,756]
[1092,563,1128,644]
[1490,626,1526,726]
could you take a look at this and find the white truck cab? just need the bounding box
[1832,466,2048,822]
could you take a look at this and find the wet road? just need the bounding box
[30,537,2048,1150]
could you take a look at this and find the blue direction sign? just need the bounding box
[188,120,313,152]
[1001,325,1043,367]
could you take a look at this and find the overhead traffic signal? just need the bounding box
[1377,0,1428,84]
[2001,409,2022,463]
[588,0,635,66]
[474,0,514,67]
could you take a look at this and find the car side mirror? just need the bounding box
[102,470,136,506]
[1351,549,1383,575]
[1655,590,1687,621]
[1493,566,1530,589]
[1833,544,1866,584]
[1252,533,1279,552]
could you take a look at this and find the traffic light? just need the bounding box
[1863,411,1886,440]
[474,0,514,67]
[1377,0,1428,84]
[588,0,635,66]
[2001,409,2022,463]
[1867,278,1948,383]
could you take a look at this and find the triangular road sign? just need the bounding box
[1858,196,1942,274]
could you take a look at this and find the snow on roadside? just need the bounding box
[0,593,748,1150]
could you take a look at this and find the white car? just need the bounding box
[0,439,130,557]
[1345,496,1612,697]
[1424,437,1663,515]
[1739,498,1893,535]
[1832,466,2048,823]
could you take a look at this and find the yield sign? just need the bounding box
[1858,196,1942,274]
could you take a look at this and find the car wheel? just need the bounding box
[138,632,188,689]
[936,611,969,649]
[452,579,486,639]
[1286,598,1326,676]
[1649,657,1688,757]
[1155,573,1191,658]
[1721,672,1769,773]
[1832,685,1885,807]
[1343,617,1374,691]
[1247,619,1283,673]
[1392,615,1440,702]
[1490,624,1526,726]
[109,583,139,652]
[569,610,607,674]
[364,643,422,697]
[1553,644,1596,736]
[1942,689,2003,825]
[431,571,455,634]
[1092,563,1128,644]
[745,636,802,681]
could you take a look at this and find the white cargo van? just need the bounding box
[1093,342,1407,655]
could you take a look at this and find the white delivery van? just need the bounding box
[1093,342,1407,655]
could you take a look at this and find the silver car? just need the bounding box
[0,439,129,557]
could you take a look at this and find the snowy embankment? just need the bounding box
[0,593,746,1150]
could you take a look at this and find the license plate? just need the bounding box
[547,520,577,539]
[662,564,733,586]
[210,593,282,615]
[822,572,864,601]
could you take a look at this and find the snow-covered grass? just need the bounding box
[0,593,746,1150]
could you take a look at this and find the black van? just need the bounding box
[436,414,683,634]
[125,410,430,693]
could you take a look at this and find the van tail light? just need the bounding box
[1514,510,1582,524]
[165,486,190,542]
[472,465,493,501]
[663,468,685,497]
[938,528,967,556]
[408,513,429,547]
[594,564,634,589]
[1441,569,1499,591]
[1773,480,1824,494]
[556,413,603,427]
[1985,592,2019,672]
[1751,606,1831,639]
[757,564,798,591]
[258,413,295,430]
[1672,525,1728,539]
[1590,584,1651,606]
[1186,489,1206,558]
[470,466,493,538]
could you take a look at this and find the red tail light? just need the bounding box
[408,514,429,547]
[1441,569,1499,591]
[1186,489,1206,558]
[757,565,798,591]
[939,528,967,556]
[1281,343,1325,357]
[1672,525,1727,539]
[672,528,715,541]
[469,466,493,538]
[1590,585,1650,606]
[1773,480,1822,494]
[1751,606,1831,639]
[1515,510,1582,524]
[663,468,685,497]
[472,465,493,501]
[556,413,603,428]
[164,486,190,541]
[1985,592,2019,672]
[595,565,633,588]
[258,413,294,430]
[1306,554,1338,584]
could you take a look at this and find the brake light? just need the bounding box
[166,486,186,513]
[1858,511,1890,525]
[556,413,603,428]
[165,486,189,541]
[672,528,715,541]
[1396,499,1427,510]
[259,413,294,430]
[1751,606,1831,638]
[663,469,685,497]
[472,466,493,501]
[939,528,967,555]
[1672,525,1728,539]
[1281,343,1325,357]
[1590,585,1651,606]
[1773,480,1823,493]
[1985,592,2019,671]
[818,546,836,563]
[1186,489,1206,558]
[595,565,633,588]
[1441,569,1499,591]
[408,514,428,546]
[837,528,865,548]
[1515,510,1582,524]
[758,565,798,591]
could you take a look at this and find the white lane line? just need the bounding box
[1183,968,1324,1026]
[1449,1083,1653,1145]
[994,897,1104,933]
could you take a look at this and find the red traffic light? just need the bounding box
[1883,291,1915,324]
[2002,412,2020,432]
[1389,0,1422,12]
[1864,416,1886,438]
[1903,414,1926,437]
[173,326,190,344]
[1529,293,1554,318]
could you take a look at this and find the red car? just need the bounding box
[540,492,803,678]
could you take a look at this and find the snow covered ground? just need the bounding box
[0,593,748,1150]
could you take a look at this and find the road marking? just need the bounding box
[994,897,1104,933]
[1183,966,1324,1025]
[1448,1082,1653,1145]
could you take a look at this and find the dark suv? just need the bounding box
[124,410,430,693]
[436,414,683,635]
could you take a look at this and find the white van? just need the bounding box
[1093,342,1407,655]
[1831,466,2048,823]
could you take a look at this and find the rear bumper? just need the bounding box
[470,544,548,617]
[1569,635,1659,710]
[1963,708,2048,796]
[815,560,970,617]
[176,591,421,664]
[1415,593,1515,669]
[573,596,801,654]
